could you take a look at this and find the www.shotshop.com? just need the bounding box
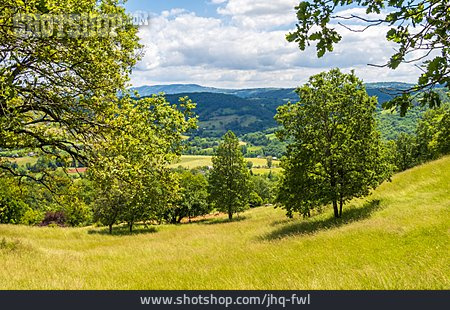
[140,294,311,308]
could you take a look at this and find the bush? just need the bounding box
[0,194,28,224]
[20,209,44,226]
[62,202,93,227]
[249,192,264,208]
[39,211,67,227]
[251,175,275,204]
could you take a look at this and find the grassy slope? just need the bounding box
[0,157,449,290]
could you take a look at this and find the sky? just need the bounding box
[123,0,424,89]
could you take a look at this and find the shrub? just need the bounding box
[20,209,44,226]
[0,195,28,224]
[249,192,264,208]
[39,211,67,227]
[62,202,93,227]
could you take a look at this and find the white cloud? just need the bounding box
[217,0,298,30]
[130,6,424,88]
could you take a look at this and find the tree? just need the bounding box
[416,104,450,161]
[248,192,264,208]
[287,0,449,115]
[0,177,28,224]
[393,133,418,171]
[208,131,251,220]
[0,0,141,184]
[165,170,211,224]
[88,95,197,233]
[92,182,127,234]
[250,174,275,204]
[276,69,392,218]
[246,160,254,170]
[266,156,273,169]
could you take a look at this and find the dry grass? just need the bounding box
[170,155,280,171]
[0,157,449,290]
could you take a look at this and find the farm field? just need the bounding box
[2,157,38,166]
[3,155,282,175]
[0,156,449,290]
[170,155,281,174]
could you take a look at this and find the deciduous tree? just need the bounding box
[276,69,392,218]
[88,95,197,233]
[287,0,449,115]
[208,131,251,220]
[0,0,141,184]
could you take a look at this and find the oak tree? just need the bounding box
[287,0,449,115]
[0,0,141,184]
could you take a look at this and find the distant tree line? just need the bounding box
[389,105,450,172]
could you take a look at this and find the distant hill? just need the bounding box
[132,82,413,102]
[132,84,225,95]
[137,83,447,139]
[165,92,280,137]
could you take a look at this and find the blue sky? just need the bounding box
[124,0,219,17]
[122,0,423,88]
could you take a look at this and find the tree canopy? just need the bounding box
[287,0,449,115]
[0,0,141,184]
[208,131,251,220]
[88,95,197,233]
[276,69,392,218]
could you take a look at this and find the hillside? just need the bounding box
[136,83,449,139]
[165,92,280,136]
[132,82,414,102]
[146,83,431,138]
[0,156,449,290]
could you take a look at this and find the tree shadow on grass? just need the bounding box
[260,199,382,241]
[87,225,158,236]
[203,215,249,225]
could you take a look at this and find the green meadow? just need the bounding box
[0,156,449,290]
[170,155,281,174]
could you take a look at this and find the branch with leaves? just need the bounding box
[287,0,449,116]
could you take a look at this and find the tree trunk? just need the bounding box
[129,222,133,233]
[109,224,113,234]
[333,200,339,218]
[339,199,343,218]
[330,172,339,218]
[228,212,233,221]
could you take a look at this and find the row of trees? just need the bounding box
[1,70,448,228]
[2,68,448,228]
[0,130,277,230]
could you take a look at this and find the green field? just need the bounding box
[1,157,38,166]
[170,155,281,174]
[3,155,280,174]
[0,157,449,290]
